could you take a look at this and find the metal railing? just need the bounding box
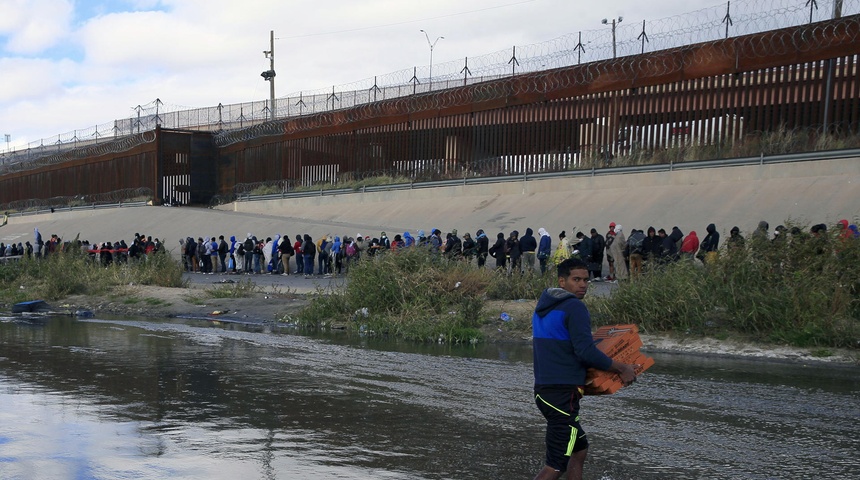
[210,147,859,207]
[1,187,154,216]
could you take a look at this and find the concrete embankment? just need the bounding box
[1,156,858,254]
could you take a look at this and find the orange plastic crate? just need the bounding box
[583,324,654,395]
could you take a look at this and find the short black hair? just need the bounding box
[557,258,588,278]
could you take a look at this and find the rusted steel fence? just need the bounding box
[2,6,859,207]
[215,16,860,195]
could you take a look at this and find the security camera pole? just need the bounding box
[261,30,276,121]
[601,17,623,59]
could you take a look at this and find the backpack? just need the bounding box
[628,234,644,255]
[244,238,254,251]
[346,242,357,257]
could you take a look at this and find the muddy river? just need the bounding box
[0,315,858,479]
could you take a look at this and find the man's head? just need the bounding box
[557,258,590,299]
[658,228,667,237]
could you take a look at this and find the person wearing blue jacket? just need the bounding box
[537,227,552,274]
[532,258,637,480]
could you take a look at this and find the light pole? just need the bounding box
[601,16,623,59]
[420,30,444,88]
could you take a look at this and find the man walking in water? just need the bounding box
[532,258,637,480]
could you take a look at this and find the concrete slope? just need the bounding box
[1,157,858,258]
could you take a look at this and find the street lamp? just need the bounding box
[420,29,444,88]
[601,16,623,59]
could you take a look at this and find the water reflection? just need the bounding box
[0,315,858,480]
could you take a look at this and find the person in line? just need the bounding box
[302,234,316,278]
[680,230,700,261]
[537,227,552,274]
[520,228,538,274]
[475,229,489,268]
[229,235,238,273]
[531,258,637,480]
[278,235,293,275]
[699,223,720,264]
[243,234,254,274]
[461,232,476,263]
[551,231,570,267]
[218,235,229,273]
[506,230,522,275]
[588,228,605,280]
[626,229,645,279]
[489,232,507,271]
[606,224,628,281]
[293,234,304,274]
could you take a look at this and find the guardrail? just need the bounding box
[4,201,150,218]
[219,148,859,206]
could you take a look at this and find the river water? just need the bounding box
[0,314,858,480]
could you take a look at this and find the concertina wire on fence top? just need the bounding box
[1,0,857,167]
[212,13,860,147]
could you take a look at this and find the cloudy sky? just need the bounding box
[0,0,829,151]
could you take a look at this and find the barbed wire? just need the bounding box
[1,0,857,166]
[213,14,860,147]
[0,131,156,176]
[0,188,154,214]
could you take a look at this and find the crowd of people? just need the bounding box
[6,219,855,276]
[175,218,858,280]
[0,229,166,266]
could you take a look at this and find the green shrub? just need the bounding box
[589,223,860,348]
[295,248,547,343]
[0,249,185,303]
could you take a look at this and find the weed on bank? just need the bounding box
[297,226,858,349]
[589,227,860,349]
[0,250,186,305]
[296,248,553,344]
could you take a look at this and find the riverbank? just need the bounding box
[20,271,855,366]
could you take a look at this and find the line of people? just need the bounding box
[179,218,858,281]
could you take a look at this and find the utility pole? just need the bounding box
[261,30,276,121]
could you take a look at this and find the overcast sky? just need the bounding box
[0,0,836,151]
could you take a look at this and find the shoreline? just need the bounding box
[10,272,854,366]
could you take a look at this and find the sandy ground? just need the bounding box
[25,271,851,366]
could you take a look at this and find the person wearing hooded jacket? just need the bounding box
[537,228,552,274]
[519,228,538,273]
[699,223,720,264]
[488,232,507,270]
[302,234,316,277]
[475,229,489,268]
[229,235,238,273]
[669,227,684,259]
[607,225,628,281]
[278,235,294,275]
[680,230,700,261]
[506,230,522,275]
[531,258,637,480]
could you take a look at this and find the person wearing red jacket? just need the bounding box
[680,230,700,261]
